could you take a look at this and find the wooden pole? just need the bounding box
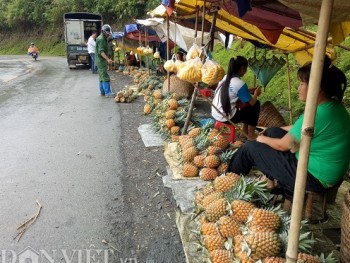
[209,9,217,52]
[286,54,293,124]
[285,1,334,262]
[166,13,170,92]
[194,4,199,39]
[201,0,207,47]
[181,85,198,135]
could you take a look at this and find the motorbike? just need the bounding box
[31,52,38,61]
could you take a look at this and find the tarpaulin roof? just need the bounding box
[173,0,349,64]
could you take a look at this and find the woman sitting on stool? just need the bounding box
[211,56,262,140]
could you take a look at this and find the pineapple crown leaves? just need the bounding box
[224,177,270,204]
[177,98,190,107]
[219,149,238,163]
[318,252,337,263]
[278,231,315,255]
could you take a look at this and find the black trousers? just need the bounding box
[228,127,325,200]
[231,100,260,126]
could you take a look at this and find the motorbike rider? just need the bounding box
[28,42,39,56]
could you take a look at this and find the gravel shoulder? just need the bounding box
[109,71,186,263]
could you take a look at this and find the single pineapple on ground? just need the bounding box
[214,173,240,192]
[200,168,219,181]
[205,155,221,168]
[182,162,198,177]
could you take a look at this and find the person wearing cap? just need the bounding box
[95,24,115,98]
[27,42,39,55]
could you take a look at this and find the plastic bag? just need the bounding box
[186,43,202,61]
[201,59,225,86]
[177,57,203,83]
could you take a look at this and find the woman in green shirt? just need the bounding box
[228,59,350,200]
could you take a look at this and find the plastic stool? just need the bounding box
[214,121,236,143]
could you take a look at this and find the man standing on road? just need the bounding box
[87,31,97,73]
[95,24,115,98]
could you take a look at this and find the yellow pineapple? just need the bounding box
[143,104,152,115]
[210,249,233,263]
[200,222,218,235]
[262,257,286,263]
[297,253,321,263]
[216,216,241,238]
[188,127,202,138]
[214,173,240,192]
[204,155,221,168]
[168,98,179,110]
[234,232,282,260]
[202,191,223,208]
[235,251,255,263]
[183,146,198,162]
[178,135,191,148]
[212,134,230,149]
[218,150,236,174]
[205,198,228,222]
[182,162,198,177]
[153,90,163,99]
[200,168,219,181]
[208,129,220,140]
[165,110,176,119]
[166,118,176,129]
[170,126,180,135]
[247,208,281,232]
[207,146,223,155]
[231,200,256,223]
[193,154,206,168]
[202,234,226,251]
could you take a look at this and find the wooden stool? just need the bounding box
[214,121,236,143]
[283,183,341,224]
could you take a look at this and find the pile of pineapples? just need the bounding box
[177,125,238,179]
[193,175,336,263]
[114,87,138,103]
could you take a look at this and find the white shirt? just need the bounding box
[87,36,96,54]
[211,75,250,122]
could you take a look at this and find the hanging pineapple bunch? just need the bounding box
[114,87,138,103]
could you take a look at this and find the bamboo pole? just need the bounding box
[181,85,198,135]
[285,54,293,124]
[166,13,170,92]
[194,3,199,39]
[201,0,207,46]
[285,1,334,262]
[209,8,218,52]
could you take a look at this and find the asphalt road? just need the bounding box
[0,56,123,261]
[0,56,185,263]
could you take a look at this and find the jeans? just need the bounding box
[89,53,97,73]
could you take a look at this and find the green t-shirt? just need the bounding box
[95,33,108,66]
[289,100,350,187]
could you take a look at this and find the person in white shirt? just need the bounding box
[211,56,261,139]
[87,31,97,73]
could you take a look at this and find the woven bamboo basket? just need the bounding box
[341,189,350,263]
[257,101,286,128]
[162,75,194,99]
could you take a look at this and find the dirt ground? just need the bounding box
[108,71,186,263]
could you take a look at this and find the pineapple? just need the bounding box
[182,162,198,177]
[170,126,180,135]
[235,251,255,263]
[183,146,198,162]
[200,168,219,181]
[201,222,218,235]
[166,118,176,129]
[143,104,152,115]
[212,134,230,149]
[208,129,220,140]
[188,127,202,138]
[205,198,228,222]
[247,208,281,232]
[207,146,223,155]
[202,191,224,208]
[193,154,206,168]
[234,232,282,260]
[165,110,176,119]
[214,173,240,192]
[262,257,286,263]
[216,216,241,238]
[202,234,226,251]
[168,98,179,110]
[218,150,236,174]
[231,200,256,223]
[205,155,221,168]
[297,253,321,263]
[153,90,163,99]
[210,249,233,263]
